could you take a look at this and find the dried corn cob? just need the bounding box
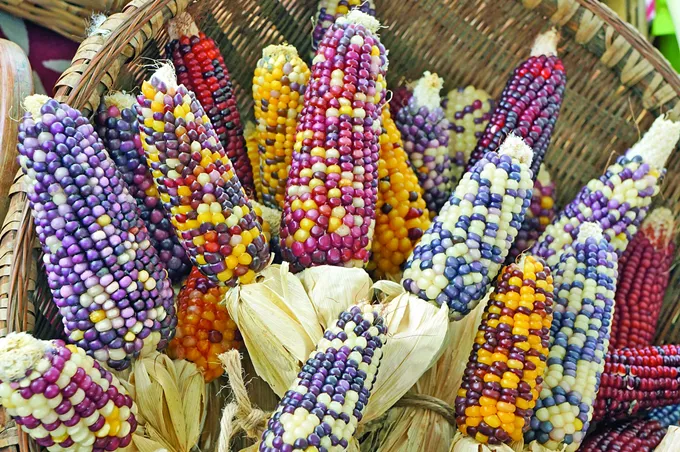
[466,30,566,179]
[368,108,430,280]
[311,0,376,57]
[443,85,494,183]
[168,267,240,382]
[610,208,675,349]
[18,95,176,370]
[166,13,254,195]
[525,223,618,451]
[95,93,191,282]
[579,418,667,452]
[245,121,262,201]
[253,44,310,210]
[280,11,388,272]
[532,116,680,268]
[136,65,270,286]
[260,304,387,451]
[455,255,554,445]
[402,135,534,320]
[389,83,413,118]
[648,403,680,427]
[506,164,557,264]
[594,345,680,421]
[0,333,137,450]
[395,71,452,216]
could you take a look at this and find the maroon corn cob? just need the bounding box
[578,419,667,452]
[465,30,566,179]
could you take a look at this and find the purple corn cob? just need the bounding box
[0,333,137,451]
[95,93,191,282]
[260,304,387,451]
[17,95,176,370]
[395,71,451,217]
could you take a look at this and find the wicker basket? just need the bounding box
[2,0,680,449]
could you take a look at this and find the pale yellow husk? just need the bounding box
[522,442,566,452]
[450,433,522,452]
[118,352,206,452]
[361,293,491,452]
[655,426,680,451]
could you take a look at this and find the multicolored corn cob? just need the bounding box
[245,121,262,201]
[402,135,534,320]
[506,164,557,264]
[18,95,176,370]
[259,304,387,451]
[253,44,310,210]
[368,108,430,280]
[0,333,137,450]
[395,71,452,216]
[648,403,680,427]
[165,13,254,195]
[95,93,191,282]
[594,345,680,421]
[311,0,376,57]
[279,11,388,272]
[465,30,566,179]
[579,419,667,452]
[610,208,675,349]
[168,267,240,382]
[532,116,680,268]
[525,223,618,451]
[455,255,554,445]
[443,85,494,183]
[136,65,270,286]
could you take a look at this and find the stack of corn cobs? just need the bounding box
[4,0,680,451]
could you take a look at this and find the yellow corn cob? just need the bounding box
[244,121,262,202]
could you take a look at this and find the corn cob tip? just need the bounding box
[251,200,281,232]
[166,11,199,40]
[536,163,551,186]
[149,62,178,90]
[22,94,50,119]
[577,221,604,241]
[261,43,300,60]
[412,71,444,110]
[531,28,560,57]
[627,115,680,169]
[0,333,48,382]
[103,91,136,110]
[643,206,674,229]
[498,134,533,167]
[338,9,381,33]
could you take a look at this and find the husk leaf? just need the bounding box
[450,432,521,452]
[655,426,680,452]
[120,352,206,452]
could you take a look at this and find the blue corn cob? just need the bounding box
[525,222,618,451]
[648,404,680,428]
[401,134,534,320]
[259,304,386,451]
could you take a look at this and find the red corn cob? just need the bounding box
[465,29,566,179]
[165,13,255,196]
[610,207,675,349]
[579,419,667,452]
[594,345,680,422]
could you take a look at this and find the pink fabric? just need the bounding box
[0,11,78,95]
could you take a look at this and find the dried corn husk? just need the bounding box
[450,433,521,452]
[656,426,680,451]
[119,352,206,452]
[361,293,491,452]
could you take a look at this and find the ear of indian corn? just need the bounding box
[253,44,310,210]
[455,255,554,445]
[465,30,566,179]
[311,0,376,58]
[165,13,255,195]
[594,344,680,421]
[525,222,618,451]
[259,304,387,452]
[244,121,263,202]
[279,11,388,272]
[17,95,176,371]
[95,92,191,282]
[506,164,557,264]
[168,267,240,382]
[136,65,270,287]
[389,83,413,118]
[610,207,675,349]
[532,116,680,268]
[579,418,667,452]
[648,403,680,428]
[395,71,452,216]
[0,332,137,450]
[368,108,430,280]
[443,85,494,183]
[401,134,534,320]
